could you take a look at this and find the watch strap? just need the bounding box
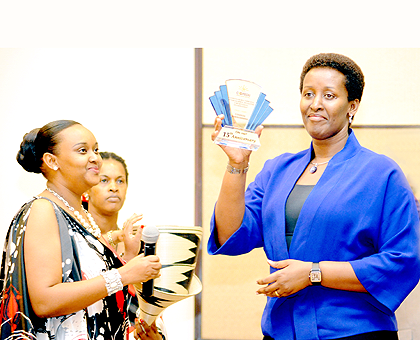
[310,262,322,286]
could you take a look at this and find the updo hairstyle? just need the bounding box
[299,53,365,102]
[17,120,80,174]
[100,151,129,183]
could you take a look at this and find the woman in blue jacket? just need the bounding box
[208,53,420,340]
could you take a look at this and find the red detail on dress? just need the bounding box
[1,284,23,332]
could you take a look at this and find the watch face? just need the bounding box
[311,271,322,282]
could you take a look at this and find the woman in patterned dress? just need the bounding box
[86,151,166,340]
[0,120,161,340]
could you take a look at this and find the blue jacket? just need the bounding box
[208,131,420,339]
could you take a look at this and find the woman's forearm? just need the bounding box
[214,165,248,245]
[318,261,367,292]
[30,276,109,318]
[257,259,367,297]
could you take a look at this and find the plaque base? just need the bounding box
[214,125,261,151]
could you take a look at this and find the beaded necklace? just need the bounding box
[46,187,102,239]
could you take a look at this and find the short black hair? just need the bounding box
[300,53,365,102]
[99,151,129,183]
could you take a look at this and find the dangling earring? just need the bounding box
[82,192,89,202]
[349,116,353,124]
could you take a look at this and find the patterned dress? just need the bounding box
[0,197,130,340]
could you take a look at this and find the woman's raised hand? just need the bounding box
[121,213,144,259]
[211,114,263,166]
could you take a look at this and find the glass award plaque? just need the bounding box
[210,79,273,151]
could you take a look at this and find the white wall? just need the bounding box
[0,48,196,340]
[202,48,420,196]
[203,48,420,126]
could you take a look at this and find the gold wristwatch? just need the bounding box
[309,262,322,285]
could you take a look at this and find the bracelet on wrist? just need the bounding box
[101,268,123,296]
[227,163,249,174]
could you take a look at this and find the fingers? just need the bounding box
[135,318,162,339]
[256,282,276,295]
[255,124,264,137]
[149,268,161,279]
[256,260,286,287]
[214,114,224,127]
[134,318,151,339]
[129,213,144,225]
[256,260,306,297]
[211,115,224,141]
[123,214,144,233]
[256,270,278,286]
[256,280,285,297]
[139,319,151,332]
[271,290,281,298]
[121,253,161,284]
[122,215,144,253]
[133,225,144,241]
[143,256,162,280]
[256,263,283,296]
[114,230,124,243]
[146,255,160,262]
[267,259,288,269]
[150,321,158,332]
[257,288,281,298]
[141,254,161,266]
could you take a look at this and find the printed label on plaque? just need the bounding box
[225,79,262,129]
[209,79,274,151]
[216,126,261,151]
